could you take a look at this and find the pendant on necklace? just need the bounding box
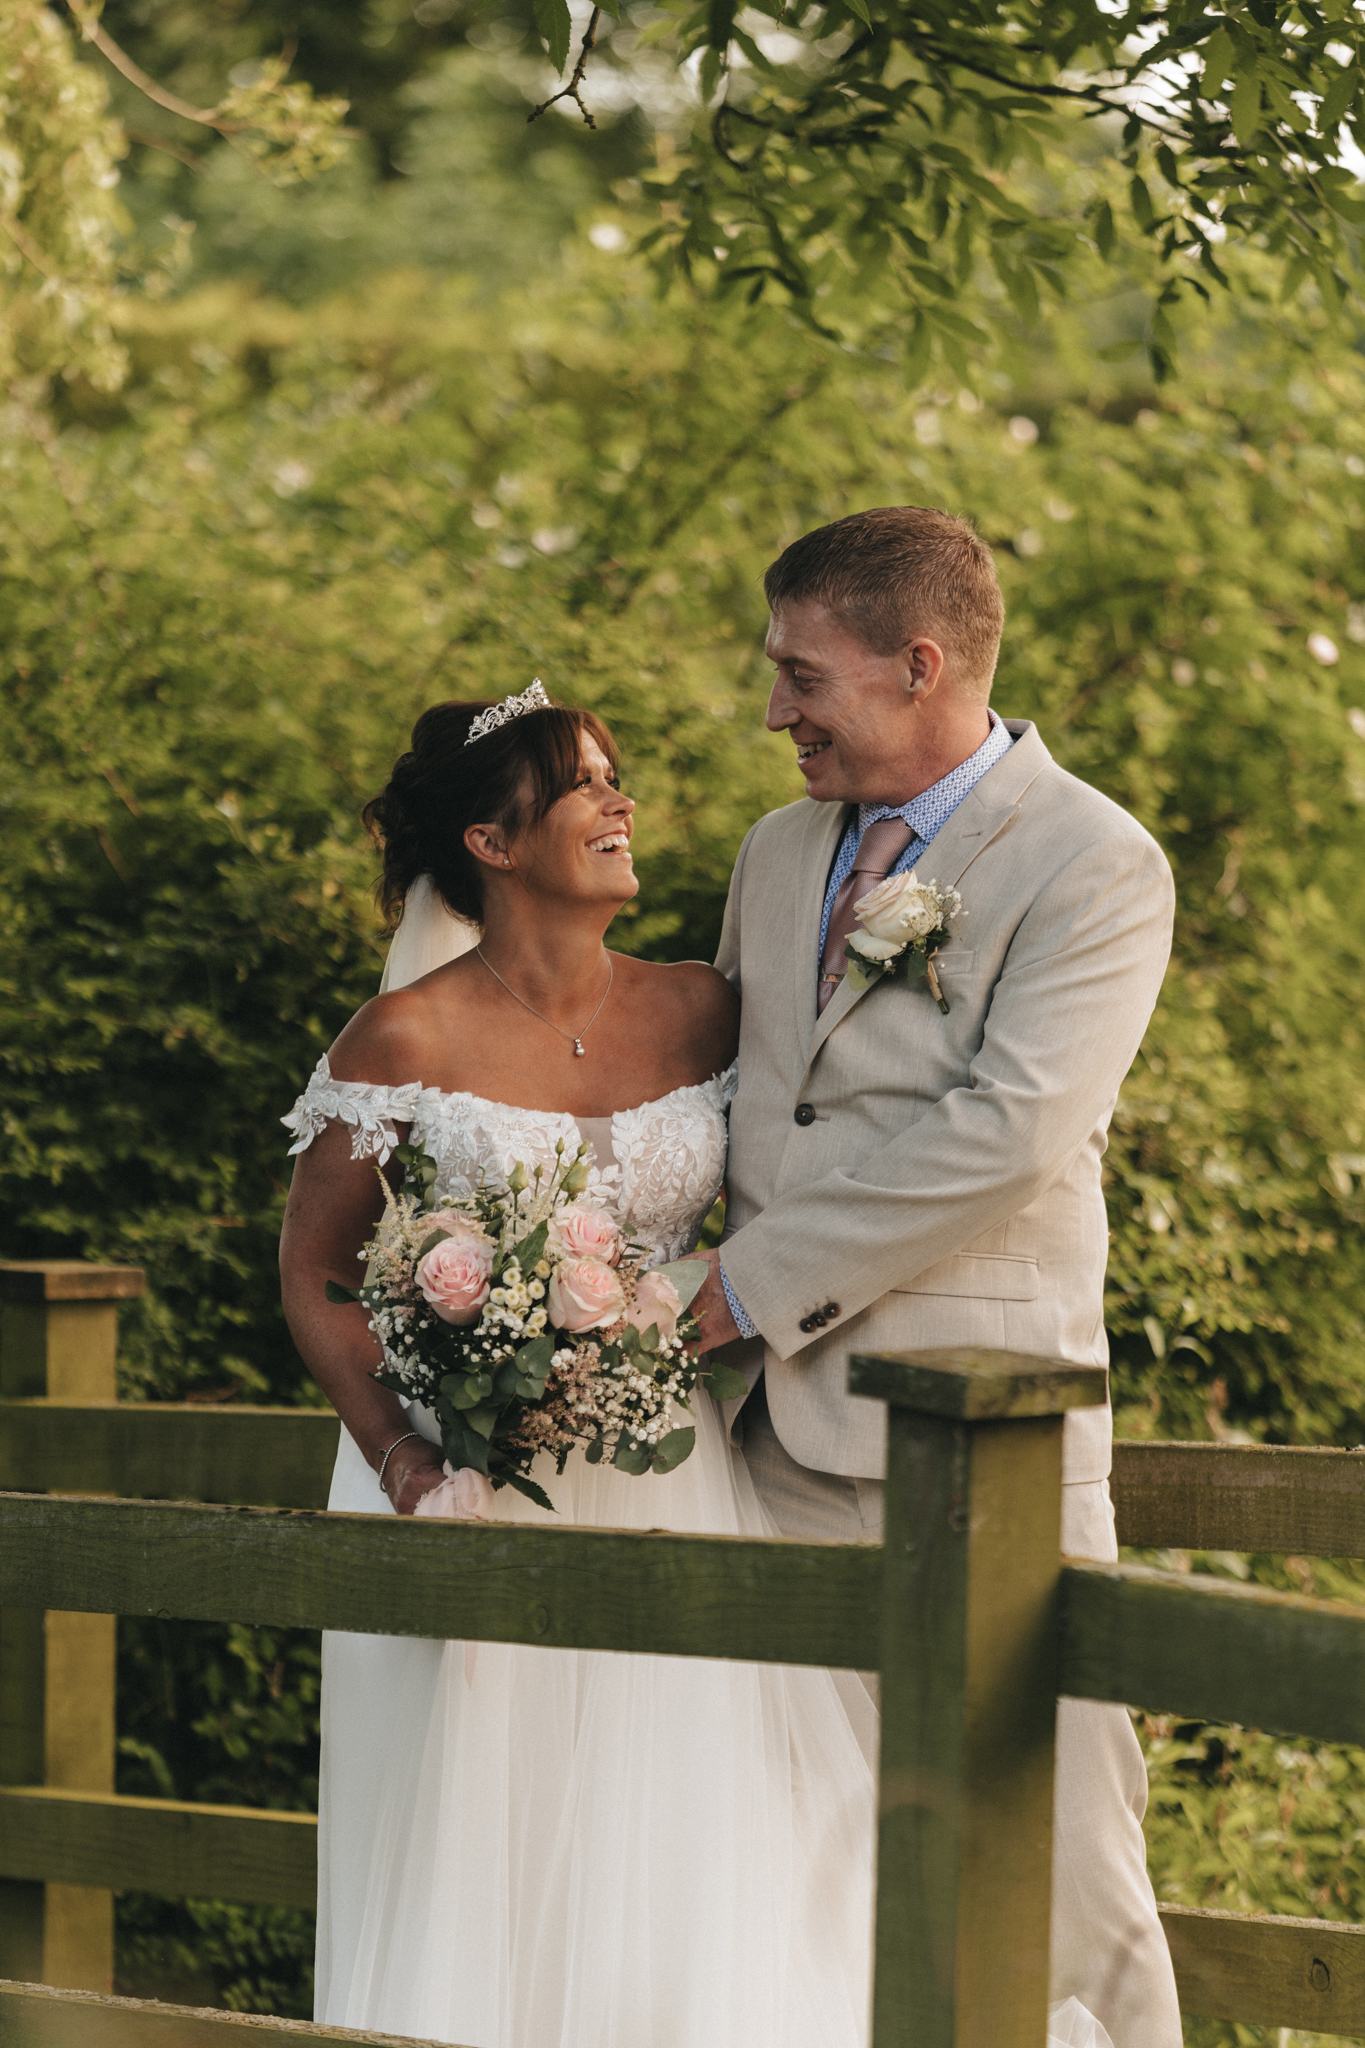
[573,1040,586,1057]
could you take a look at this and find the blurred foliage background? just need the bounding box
[4,1,1365,2038]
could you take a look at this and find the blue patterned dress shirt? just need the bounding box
[719,712,1013,1343]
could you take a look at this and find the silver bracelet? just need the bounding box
[377,1430,423,1493]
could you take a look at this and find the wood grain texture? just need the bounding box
[1112,1439,1365,1556]
[1060,1559,1365,1743]
[0,1267,145,1305]
[0,1407,340,1510]
[0,1978,455,2046]
[849,1350,1106,1423]
[1160,1903,1365,2032]
[0,1493,882,1669]
[0,1790,316,1910]
[872,1411,1061,2048]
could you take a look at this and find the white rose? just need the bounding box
[854,869,944,944]
[847,928,903,962]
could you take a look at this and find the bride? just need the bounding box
[278,685,879,2048]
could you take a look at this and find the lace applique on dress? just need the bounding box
[283,1060,738,1265]
[281,1056,424,1168]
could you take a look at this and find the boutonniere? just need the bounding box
[844,870,965,1013]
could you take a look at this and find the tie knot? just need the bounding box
[851,816,915,878]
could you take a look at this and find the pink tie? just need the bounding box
[817,817,916,1013]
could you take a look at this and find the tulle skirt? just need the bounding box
[315,1393,879,2048]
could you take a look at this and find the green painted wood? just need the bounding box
[871,1409,1061,2048]
[1159,1903,1365,2034]
[0,1790,316,1911]
[1111,1439,1365,1557]
[0,1979,455,2046]
[1060,1559,1365,1744]
[849,1349,1106,1423]
[0,1406,340,1510]
[0,1493,881,1669]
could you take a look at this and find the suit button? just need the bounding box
[798,1316,814,1333]
[823,1302,840,1318]
[794,1103,816,1126]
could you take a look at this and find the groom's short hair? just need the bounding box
[764,506,1005,696]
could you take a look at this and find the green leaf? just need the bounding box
[1319,63,1360,134]
[1129,174,1156,232]
[414,1227,451,1260]
[1094,199,1116,260]
[612,1438,652,1475]
[324,1280,360,1304]
[651,1425,696,1473]
[844,955,880,994]
[585,1437,605,1465]
[514,1333,555,1375]
[503,1471,555,1513]
[653,1258,710,1312]
[842,0,873,26]
[463,1403,499,1440]
[1200,28,1234,100]
[703,1361,751,1401]
[532,0,572,73]
[512,1220,549,1276]
[1230,69,1262,147]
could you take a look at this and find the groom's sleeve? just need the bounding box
[718,829,1175,1359]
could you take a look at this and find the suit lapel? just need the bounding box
[803,721,1051,1066]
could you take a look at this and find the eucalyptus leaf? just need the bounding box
[612,1438,652,1476]
[703,1361,751,1402]
[585,1437,605,1465]
[654,1257,710,1312]
[324,1280,360,1304]
[651,1426,696,1473]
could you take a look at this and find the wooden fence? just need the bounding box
[3,1258,1365,2045]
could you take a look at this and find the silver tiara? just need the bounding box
[464,680,552,746]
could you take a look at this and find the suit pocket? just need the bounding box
[892,1252,1039,1302]
[932,948,977,977]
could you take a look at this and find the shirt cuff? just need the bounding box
[719,1263,758,1341]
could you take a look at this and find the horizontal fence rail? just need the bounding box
[1111,1440,1365,1556]
[0,1789,315,1910]
[1159,1905,1365,2034]
[0,1492,882,1670]
[0,1403,340,1509]
[0,1979,454,2047]
[1061,1559,1365,1745]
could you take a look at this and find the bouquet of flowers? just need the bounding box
[844,869,965,1013]
[327,1138,746,1515]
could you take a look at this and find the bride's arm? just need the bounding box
[280,1120,446,1515]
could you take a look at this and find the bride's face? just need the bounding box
[511,737,639,908]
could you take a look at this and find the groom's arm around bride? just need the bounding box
[693,506,1182,2048]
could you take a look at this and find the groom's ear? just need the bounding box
[901,636,946,700]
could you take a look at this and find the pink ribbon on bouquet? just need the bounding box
[413,1462,495,1521]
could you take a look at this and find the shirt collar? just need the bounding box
[856,709,1012,836]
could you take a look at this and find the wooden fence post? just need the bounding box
[0,1261,145,1994]
[851,1347,1107,2048]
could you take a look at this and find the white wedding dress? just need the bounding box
[283,1056,880,2048]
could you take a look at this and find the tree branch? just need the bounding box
[529,9,602,129]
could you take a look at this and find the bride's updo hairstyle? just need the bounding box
[363,697,619,929]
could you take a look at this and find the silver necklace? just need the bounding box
[476,948,614,1058]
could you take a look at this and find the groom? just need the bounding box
[691,506,1181,2046]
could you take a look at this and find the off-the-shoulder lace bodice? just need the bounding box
[283,1057,736,1265]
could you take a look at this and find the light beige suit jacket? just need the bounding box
[715,720,1175,1487]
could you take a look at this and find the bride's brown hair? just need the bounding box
[363,698,619,930]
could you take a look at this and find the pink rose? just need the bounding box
[546,1203,623,1266]
[413,1462,495,1521]
[416,1231,494,1326]
[624,1270,683,1345]
[547,1256,626,1333]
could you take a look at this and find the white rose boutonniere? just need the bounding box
[845,870,964,1012]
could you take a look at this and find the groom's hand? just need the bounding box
[690,1248,741,1354]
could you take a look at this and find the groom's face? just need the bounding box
[764,600,941,804]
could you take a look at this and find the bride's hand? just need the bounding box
[382,1438,449,1516]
